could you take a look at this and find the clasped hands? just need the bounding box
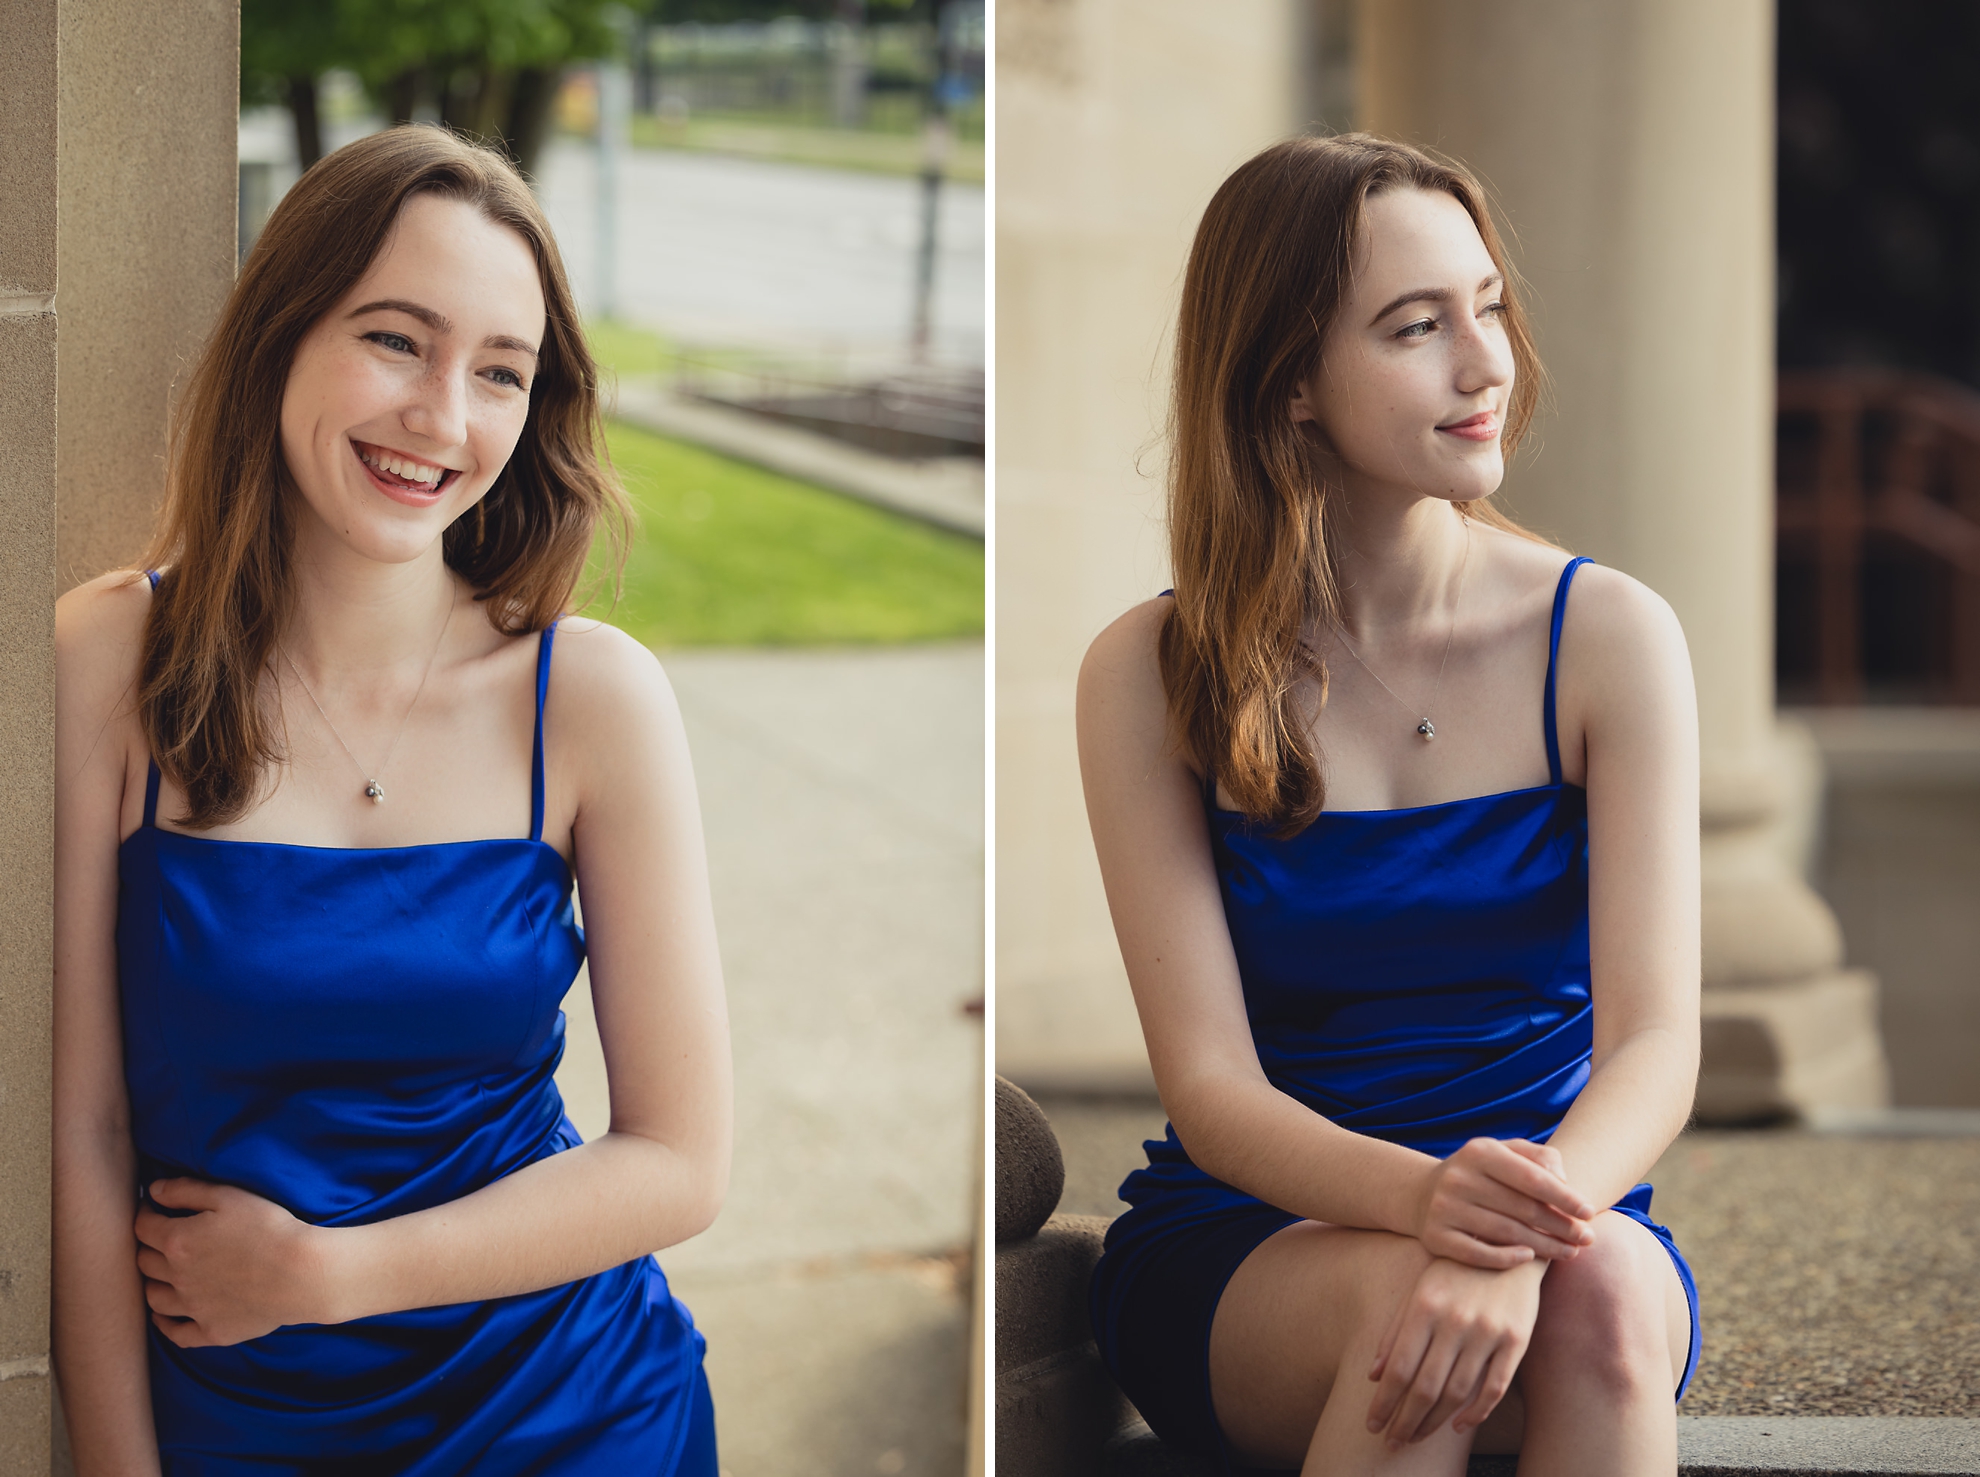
[1364,1137,1599,1450]
[135,1179,341,1349]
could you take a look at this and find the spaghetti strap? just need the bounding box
[1543,557,1593,787]
[142,571,162,827]
[530,623,557,843]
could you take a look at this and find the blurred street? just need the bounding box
[538,140,985,368]
[556,643,984,1477]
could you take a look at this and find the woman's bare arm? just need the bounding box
[54,573,162,1474]
[137,622,733,1346]
[1079,600,1486,1241]
[1538,565,1702,1206]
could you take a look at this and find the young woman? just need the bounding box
[1077,135,1701,1475]
[54,127,731,1474]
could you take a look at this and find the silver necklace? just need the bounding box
[282,591,455,805]
[1332,514,1471,742]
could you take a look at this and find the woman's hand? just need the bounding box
[134,1179,338,1348]
[1366,1255,1544,1447]
[1413,1137,1596,1268]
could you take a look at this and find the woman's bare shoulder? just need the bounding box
[56,570,152,714]
[1080,596,1172,691]
[1078,596,1178,754]
[543,616,685,748]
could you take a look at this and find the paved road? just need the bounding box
[556,643,984,1477]
[243,111,985,369]
[537,140,985,368]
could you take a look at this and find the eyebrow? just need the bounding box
[347,299,540,361]
[1369,273,1505,326]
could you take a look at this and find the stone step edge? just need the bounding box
[1103,1417,1980,1477]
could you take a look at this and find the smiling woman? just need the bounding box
[53,127,730,1475]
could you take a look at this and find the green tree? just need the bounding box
[242,0,623,177]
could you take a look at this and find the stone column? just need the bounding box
[995,0,1302,1090]
[0,1,62,1468]
[0,1,238,1467]
[1359,0,1888,1119]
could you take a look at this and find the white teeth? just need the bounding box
[360,447,444,485]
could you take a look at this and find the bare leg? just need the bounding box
[1512,1210,1690,1477]
[1211,1223,1475,1476]
[1207,1211,1688,1476]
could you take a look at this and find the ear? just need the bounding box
[1289,381,1317,425]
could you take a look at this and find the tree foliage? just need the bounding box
[241,0,624,176]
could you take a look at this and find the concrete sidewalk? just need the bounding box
[556,643,984,1477]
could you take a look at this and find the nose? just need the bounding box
[400,352,470,452]
[1454,304,1514,397]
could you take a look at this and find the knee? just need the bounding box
[1524,1213,1672,1399]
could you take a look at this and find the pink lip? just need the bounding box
[1436,412,1500,443]
[350,440,459,508]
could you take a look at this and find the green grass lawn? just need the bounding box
[627,113,986,184]
[584,416,982,647]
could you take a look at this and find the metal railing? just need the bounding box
[1776,368,1980,704]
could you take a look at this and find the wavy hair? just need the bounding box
[138,125,629,828]
[1159,132,1550,835]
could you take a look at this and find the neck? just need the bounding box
[1329,485,1472,641]
[285,511,461,678]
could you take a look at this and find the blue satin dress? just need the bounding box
[118,600,716,1475]
[1089,558,1700,1467]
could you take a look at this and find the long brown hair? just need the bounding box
[138,125,630,828]
[1159,133,1549,835]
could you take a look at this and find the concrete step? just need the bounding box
[1105,1416,1980,1476]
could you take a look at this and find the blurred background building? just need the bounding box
[3,2,984,1474]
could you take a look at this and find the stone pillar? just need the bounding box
[57,0,240,592]
[1359,0,1889,1119]
[995,0,1302,1090]
[0,1,62,1468]
[0,1,238,1467]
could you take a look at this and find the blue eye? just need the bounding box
[487,367,526,390]
[366,331,415,354]
[1397,318,1436,339]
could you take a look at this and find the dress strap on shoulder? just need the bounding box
[529,622,558,844]
[1543,557,1593,786]
[142,571,162,827]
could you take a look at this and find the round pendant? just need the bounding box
[1416,719,1436,740]
[364,779,386,803]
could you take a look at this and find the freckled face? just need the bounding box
[1298,187,1516,506]
[278,193,547,565]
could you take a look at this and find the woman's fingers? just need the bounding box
[147,1177,225,1213]
[1452,1340,1522,1434]
[1382,1327,1462,1447]
[1365,1307,1434,1433]
[1445,1203,1586,1260]
[1472,1139,1595,1220]
[1420,1223,1538,1271]
[1412,1339,1493,1443]
[142,1277,187,1318]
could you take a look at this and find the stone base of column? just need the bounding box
[1699,969,1891,1124]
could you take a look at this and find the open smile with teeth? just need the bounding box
[354,441,458,493]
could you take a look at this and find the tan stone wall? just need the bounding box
[0,0,62,1461]
[994,0,1302,1086]
[57,0,240,591]
[0,1,238,1466]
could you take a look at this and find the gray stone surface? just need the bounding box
[1677,1417,1980,1475]
[556,643,983,1476]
